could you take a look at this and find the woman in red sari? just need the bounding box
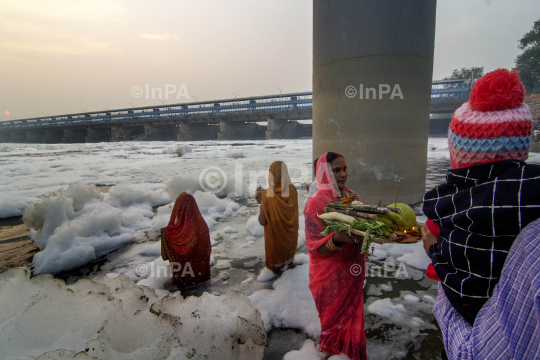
[305,152,367,360]
[161,192,211,287]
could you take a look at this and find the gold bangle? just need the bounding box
[327,236,342,251]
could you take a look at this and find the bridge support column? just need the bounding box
[178,123,218,141]
[10,131,27,143]
[44,129,64,143]
[297,123,312,138]
[429,114,453,137]
[63,129,87,143]
[266,119,297,139]
[313,0,436,205]
[85,128,110,143]
[218,121,265,140]
[26,130,45,143]
[144,125,178,141]
[0,132,11,143]
[110,126,145,141]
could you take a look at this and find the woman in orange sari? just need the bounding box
[161,192,211,287]
[258,161,299,275]
[305,152,367,360]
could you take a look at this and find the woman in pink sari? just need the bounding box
[305,152,367,360]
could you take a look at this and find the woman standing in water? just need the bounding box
[305,152,367,360]
[257,161,299,280]
[161,192,211,287]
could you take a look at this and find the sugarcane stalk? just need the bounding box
[323,207,378,220]
[326,201,402,214]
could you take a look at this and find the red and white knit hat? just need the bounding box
[448,69,533,169]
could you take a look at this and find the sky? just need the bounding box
[0,0,539,120]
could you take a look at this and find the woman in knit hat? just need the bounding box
[421,68,540,325]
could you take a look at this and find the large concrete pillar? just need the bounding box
[110,126,145,141]
[63,129,87,143]
[26,130,45,143]
[0,131,11,143]
[265,119,297,139]
[44,129,64,143]
[85,127,110,143]
[10,131,27,143]
[313,0,437,205]
[144,125,178,141]
[178,123,219,141]
[218,121,264,140]
[297,123,312,138]
[429,114,453,137]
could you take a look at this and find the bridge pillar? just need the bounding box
[144,125,178,141]
[63,129,87,143]
[25,130,45,143]
[266,119,297,139]
[85,127,110,143]
[10,131,27,143]
[218,121,265,141]
[44,129,64,143]
[313,0,436,205]
[110,126,145,141]
[178,123,219,141]
[0,132,11,143]
[297,123,312,138]
[429,113,453,137]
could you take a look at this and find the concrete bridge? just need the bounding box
[0,80,469,143]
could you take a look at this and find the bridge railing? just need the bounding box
[0,94,313,131]
[0,86,470,132]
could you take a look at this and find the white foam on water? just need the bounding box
[249,263,320,338]
[0,268,266,360]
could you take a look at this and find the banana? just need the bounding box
[376,215,394,226]
[385,211,406,231]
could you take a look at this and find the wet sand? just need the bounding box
[0,216,38,273]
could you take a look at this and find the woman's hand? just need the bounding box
[258,206,267,226]
[421,226,437,255]
[255,187,264,204]
[317,231,362,255]
[333,231,363,245]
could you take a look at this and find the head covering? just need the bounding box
[315,152,341,197]
[161,192,211,287]
[448,68,533,169]
[267,161,293,197]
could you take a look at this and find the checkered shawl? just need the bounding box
[423,160,540,312]
[433,219,540,359]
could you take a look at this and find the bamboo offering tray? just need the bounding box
[350,229,422,245]
[325,200,424,245]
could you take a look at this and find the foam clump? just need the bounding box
[165,173,248,199]
[246,216,264,237]
[249,264,321,338]
[22,183,162,274]
[223,150,245,158]
[283,339,325,360]
[367,298,405,318]
[0,268,266,360]
[161,144,193,156]
[106,183,169,208]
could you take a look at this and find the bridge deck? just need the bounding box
[1,81,469,132]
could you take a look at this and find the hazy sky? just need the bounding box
[1,0,539,120]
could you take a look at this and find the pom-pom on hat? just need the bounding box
[448,68,533,168]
